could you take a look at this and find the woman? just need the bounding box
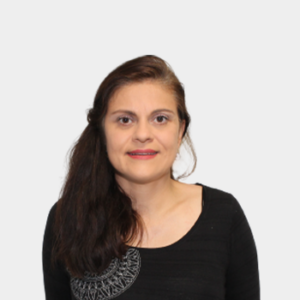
[42,55,260,299]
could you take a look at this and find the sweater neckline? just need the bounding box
[129,182,208,252]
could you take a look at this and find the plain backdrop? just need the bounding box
[1,1,299,299]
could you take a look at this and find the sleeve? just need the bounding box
[225,195,260,300]
[42,203,72,300]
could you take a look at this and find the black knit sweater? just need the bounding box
[42,183,260,299]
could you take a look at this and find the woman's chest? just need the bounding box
[70,239,230,300]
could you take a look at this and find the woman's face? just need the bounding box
[103,81,185,184]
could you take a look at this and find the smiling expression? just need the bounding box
[103,81,186,183]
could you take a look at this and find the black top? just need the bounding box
[42,183,260,300]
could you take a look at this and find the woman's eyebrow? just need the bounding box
[110,109,175,116]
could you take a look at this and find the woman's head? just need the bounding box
[103,81,185,184]
[87,55,195,181]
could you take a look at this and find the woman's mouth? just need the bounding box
[127,152,158,160]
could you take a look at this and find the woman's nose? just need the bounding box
[132,119,153,141]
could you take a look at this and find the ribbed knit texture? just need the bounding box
[43,183,260,299]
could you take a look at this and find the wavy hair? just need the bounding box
[52,55,197,278]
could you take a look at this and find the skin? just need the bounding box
[103,81,202,247]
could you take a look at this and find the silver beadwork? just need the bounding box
[70,248,141,300]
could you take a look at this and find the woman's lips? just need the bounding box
[127,152,158,160]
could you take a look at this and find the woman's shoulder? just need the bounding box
[45,201,59,225]
[202,183,235,200]
[200,183,247,226]
[43,200,60,245]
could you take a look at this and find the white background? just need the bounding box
[1,1,299,299]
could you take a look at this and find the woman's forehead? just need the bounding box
[108,81,176,111]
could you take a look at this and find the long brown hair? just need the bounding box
[52,55,197,278]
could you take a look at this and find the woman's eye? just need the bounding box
[118,117,132,124]
[155,115,168,123]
